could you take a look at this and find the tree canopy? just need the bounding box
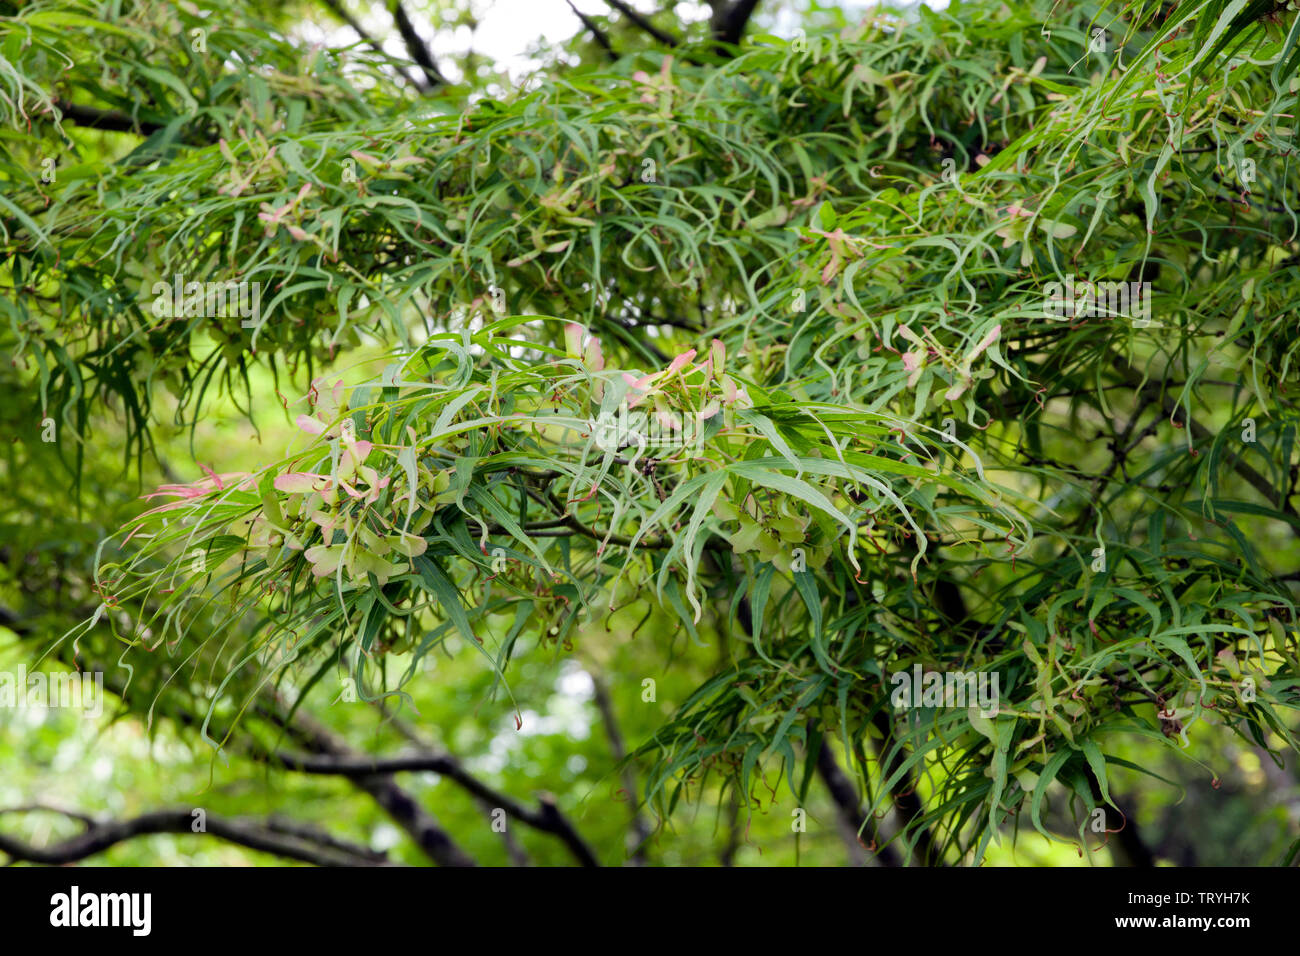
[4,0,1300,867]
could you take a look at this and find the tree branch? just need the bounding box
[0,808,391,867]
[815,740,899,866]
[872,710,944,866]
[260,749,600,866]
[319,0,425,89]
[46,99,218,146]
[712,0,762,47]
[29,634,479,869]
[252,699,478,867]
[567,0,619,61]
[591,673,652,864]
[1084,768,1154,867]
[52,100,166,137]
[603,0,680,47]
[390,2,447,88]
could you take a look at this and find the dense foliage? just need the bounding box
[4,0,1300,866]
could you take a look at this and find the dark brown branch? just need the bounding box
[722,545,945,865]
[319,0,379,46]
[35,630,540,869]
[319,0,424,89]
[1084,768,1154,867]
[67,654,474,868]
[591,673,652,864]
[567,0,619,61]
[603,0,680,47]
[390,2,447,88]
[872,710,943,866]
[535,486,671,549]
[261,815,390,864]
[52,100,165,137]
[46,99,219,147]
[252,699,477,867]
[712,0,762,46]
[0,808,390,867]
[367,703,530,865]
[31,634,477,869]
[815,740,899,866]
[261,749,600,866]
